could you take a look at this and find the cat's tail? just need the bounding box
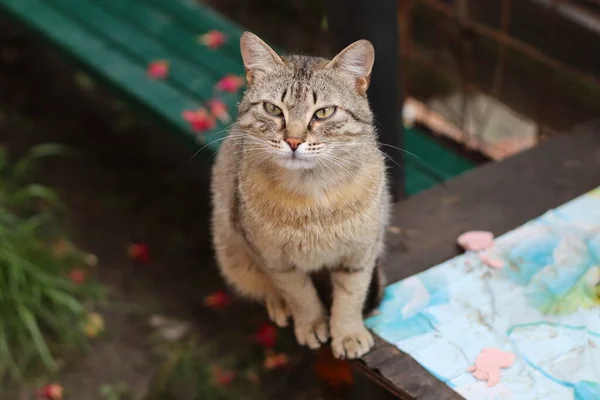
[363,260,386,316]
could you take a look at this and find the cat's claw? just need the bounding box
[294,318,330,349]
[331,326,374,359]
[265,295,290,327]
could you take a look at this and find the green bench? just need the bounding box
[0,0,475,195]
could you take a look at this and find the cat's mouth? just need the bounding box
[276,153,316,170]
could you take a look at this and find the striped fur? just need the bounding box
[211,32,390,359]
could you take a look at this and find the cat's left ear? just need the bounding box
[240,31,284,85]
[326,40,375,95]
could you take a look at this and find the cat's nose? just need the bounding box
[284,138,303,151]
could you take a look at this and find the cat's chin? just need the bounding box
[275,156,317,170]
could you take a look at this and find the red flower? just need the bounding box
[203,290,231,308]
[36,383,63,399]
[147,60,170,79]
[255,323,277,348]
[207,99,230,123]
[212,367,235,386]
[198,30,227,49]
[314,347,354,389]
[216,74,245,93]
[182,108,216,132]
[128,243,151,264]
[264,351,289,370]
[68,269,86,284]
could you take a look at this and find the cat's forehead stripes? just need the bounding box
[285,55,325,81]
[291,81,311,104]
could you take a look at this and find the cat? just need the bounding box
[211,31,390,359]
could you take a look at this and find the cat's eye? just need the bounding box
[313,107,336,120]
[263,102,283,116]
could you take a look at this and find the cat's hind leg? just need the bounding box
[214,235,290,327]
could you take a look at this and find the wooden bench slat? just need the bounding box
[0,0,229,144]
[404,162,443,195]
[48,0,213,97]
[94,0,244,78]
[405,128,474,180]
[47,0,239,138]
[143,0,244,59]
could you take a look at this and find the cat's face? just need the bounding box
[236,32,376,171]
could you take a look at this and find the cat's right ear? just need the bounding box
[240,32,284,85]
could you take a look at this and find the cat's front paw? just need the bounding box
[294,317,330,349]
[331,325,374,359]
[265,294,290,327]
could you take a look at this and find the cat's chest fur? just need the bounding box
[238,166,384,271]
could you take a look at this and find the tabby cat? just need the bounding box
[211,32,390,359]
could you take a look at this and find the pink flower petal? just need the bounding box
[128,243,151,264]
[203,290,231,308]
[479,253,504,269]
[147,60,170,79]
[264,352,290,370]
[182,110,197,121]
[68,269,86,284]
[212,367,236,386]
[255,323,277,348]
[457,231,494,252]
[468,347,515,387]
[198,30,227,49]
[207,99,230,123]
[36,383,63,399]
[216,75,245,93]
[182,108,216,132]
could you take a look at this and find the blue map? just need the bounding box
[366,187,600,399]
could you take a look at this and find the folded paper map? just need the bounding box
[366,187,600,400]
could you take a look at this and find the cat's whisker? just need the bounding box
[315,157,336,177]
[321,151,362,168]
[318,154,356,177]
[188,132,249,162]
[232,146,273,157]
[378,149,405,171]
[379,143,423,161]
[245,148,278,166]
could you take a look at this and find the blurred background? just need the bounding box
[0,0,599,399]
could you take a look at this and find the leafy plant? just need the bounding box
[0,144,101,385]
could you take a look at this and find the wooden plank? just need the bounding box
[356,337,462,400]
[142,0,244,60]
[93,0,244,77]
[404,127,475,180]
[92,0,245,152]
[384,122,600,283]
[0,0,217,143]
[46,0,238,138]
[357,122,600,398]
[47,0,213,96]
[404,162,443,196]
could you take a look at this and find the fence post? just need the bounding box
[324,0,405,201]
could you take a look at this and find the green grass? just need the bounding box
[0,144,102,385]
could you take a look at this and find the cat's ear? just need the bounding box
[240,32,284,85]
[326,40,375,95]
